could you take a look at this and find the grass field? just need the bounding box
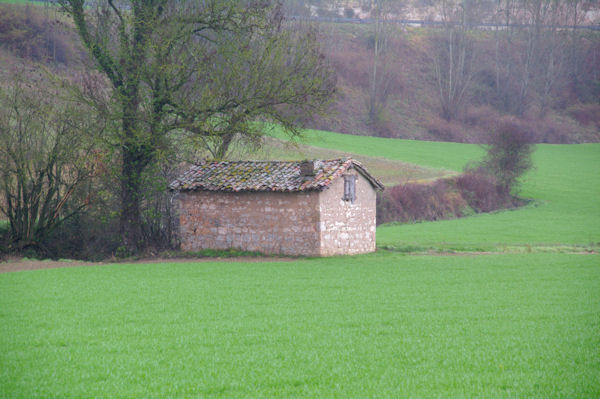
[268,127,485,171]
[1,130,599,397]
[242,137,453,186]
[1,254,598,398]
[378,143,600,251]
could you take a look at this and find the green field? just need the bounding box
[268,127,485,171]
[1,254,599,398]
[378,143,600,251]
[1,130,599,397]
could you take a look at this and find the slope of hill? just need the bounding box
[270,126,600,252]
[306,21,600,143]
[1,3,598,144]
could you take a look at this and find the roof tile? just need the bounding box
[169,159,384,192]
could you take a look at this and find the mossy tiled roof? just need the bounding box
[169,159,384,192]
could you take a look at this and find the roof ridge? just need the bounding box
[195,158,348,164]
[172,158,384,192]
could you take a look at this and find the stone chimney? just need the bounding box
[300,160,316,176]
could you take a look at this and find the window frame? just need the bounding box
[342,174,357,203]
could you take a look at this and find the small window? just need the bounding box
[342,175,356,203]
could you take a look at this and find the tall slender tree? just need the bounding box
[432,0,475,121]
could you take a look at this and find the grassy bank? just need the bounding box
[378,143,600,250]
[269,127,484,171]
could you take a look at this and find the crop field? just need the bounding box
[1,130,599,398]
[1,254,598,398]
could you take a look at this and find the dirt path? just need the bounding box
[0,256,293,274]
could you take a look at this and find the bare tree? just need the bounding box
[491,0,589,117]
[0,71,101,252]
[367,0,387,124]
[432,0,475,121]
[366,0,399,128]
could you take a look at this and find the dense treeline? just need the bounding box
[1,2,598,144]
[305,1,599,142]
[377,116,535,224]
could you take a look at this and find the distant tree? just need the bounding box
[366,0,395,127]
[58,0,335,253]
[490,0,593,117]
[478,117,535,196]
[0,71,100,253]
[432,0,475,121]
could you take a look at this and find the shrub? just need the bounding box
[462,105,501,129]
[567,104,600,129]
[0,71,100,254]
[42,212,121,261]
[455,170,509,213]
[425,116,469,142]
[376,170,528,226]
[377,116,534,226]
[479,117,535,196]
[376,179,467,225]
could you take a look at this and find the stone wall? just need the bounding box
[318,172,377,256]
[177,190,321,256]
[176,173,378,256]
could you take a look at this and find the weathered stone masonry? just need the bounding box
[178,190,321,256]
[177,172,376,256]
[170,159,384,256]
[318,173,377,256]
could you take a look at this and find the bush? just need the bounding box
[376,179,467,225]
[42,212,121,261]
[0,71,100,254]
[376,170,528,226]
[455,170,511,212]
[425,116,470,142]
[480,117,535,196]
[462,105,501,129]
[567,104,600,129]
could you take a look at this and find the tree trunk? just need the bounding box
[118,87,145,253]
[119,146,144,253]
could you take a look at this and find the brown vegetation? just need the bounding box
[0,4,76,64]
[311,20,599,143]
[377,172,525,225]
[377,117,534,225]
[1,4,597,144]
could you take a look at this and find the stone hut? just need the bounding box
[169,159,384,256]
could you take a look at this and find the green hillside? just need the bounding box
[378,143,600,250]
[269,126,484,171]
[270,127,600,251]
